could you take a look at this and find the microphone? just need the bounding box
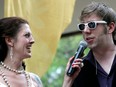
[67,40,88,76]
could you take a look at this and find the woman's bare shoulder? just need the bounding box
[29,72,43,87]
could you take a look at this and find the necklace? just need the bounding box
[0,61,24,74]
[0,62,30,87]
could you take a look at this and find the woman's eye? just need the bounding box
[24,33,30,38]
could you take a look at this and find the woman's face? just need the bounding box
[12,23,35,59]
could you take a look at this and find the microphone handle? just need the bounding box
[67,45,85,76]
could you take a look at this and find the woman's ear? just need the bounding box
[108,22,116,34]
[5,37,14,47]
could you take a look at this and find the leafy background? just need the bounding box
[41,34,89,87]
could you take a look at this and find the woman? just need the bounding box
[0,17,43,87]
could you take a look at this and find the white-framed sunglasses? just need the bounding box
[77,21,107,31]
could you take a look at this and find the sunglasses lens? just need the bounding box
[78,24,85,30]
[88,22,96,28]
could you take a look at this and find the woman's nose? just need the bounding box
[30,36,35,44]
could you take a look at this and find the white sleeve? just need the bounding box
[29,72,43,87]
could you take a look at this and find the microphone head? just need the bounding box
[79,40,88,49]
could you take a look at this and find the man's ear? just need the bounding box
[5,37,14,47]
[108,22,116,34]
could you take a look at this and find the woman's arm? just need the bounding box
[29,72,43,87]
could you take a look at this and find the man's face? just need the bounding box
[80,14,108,49]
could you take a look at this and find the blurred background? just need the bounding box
[0,0,116,86]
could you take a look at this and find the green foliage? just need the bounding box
[41,34,89,87]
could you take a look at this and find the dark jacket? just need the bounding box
[72,51,116,87]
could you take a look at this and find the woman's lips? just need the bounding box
[26,45,32,53]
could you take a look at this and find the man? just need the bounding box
[62,2,116,87]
